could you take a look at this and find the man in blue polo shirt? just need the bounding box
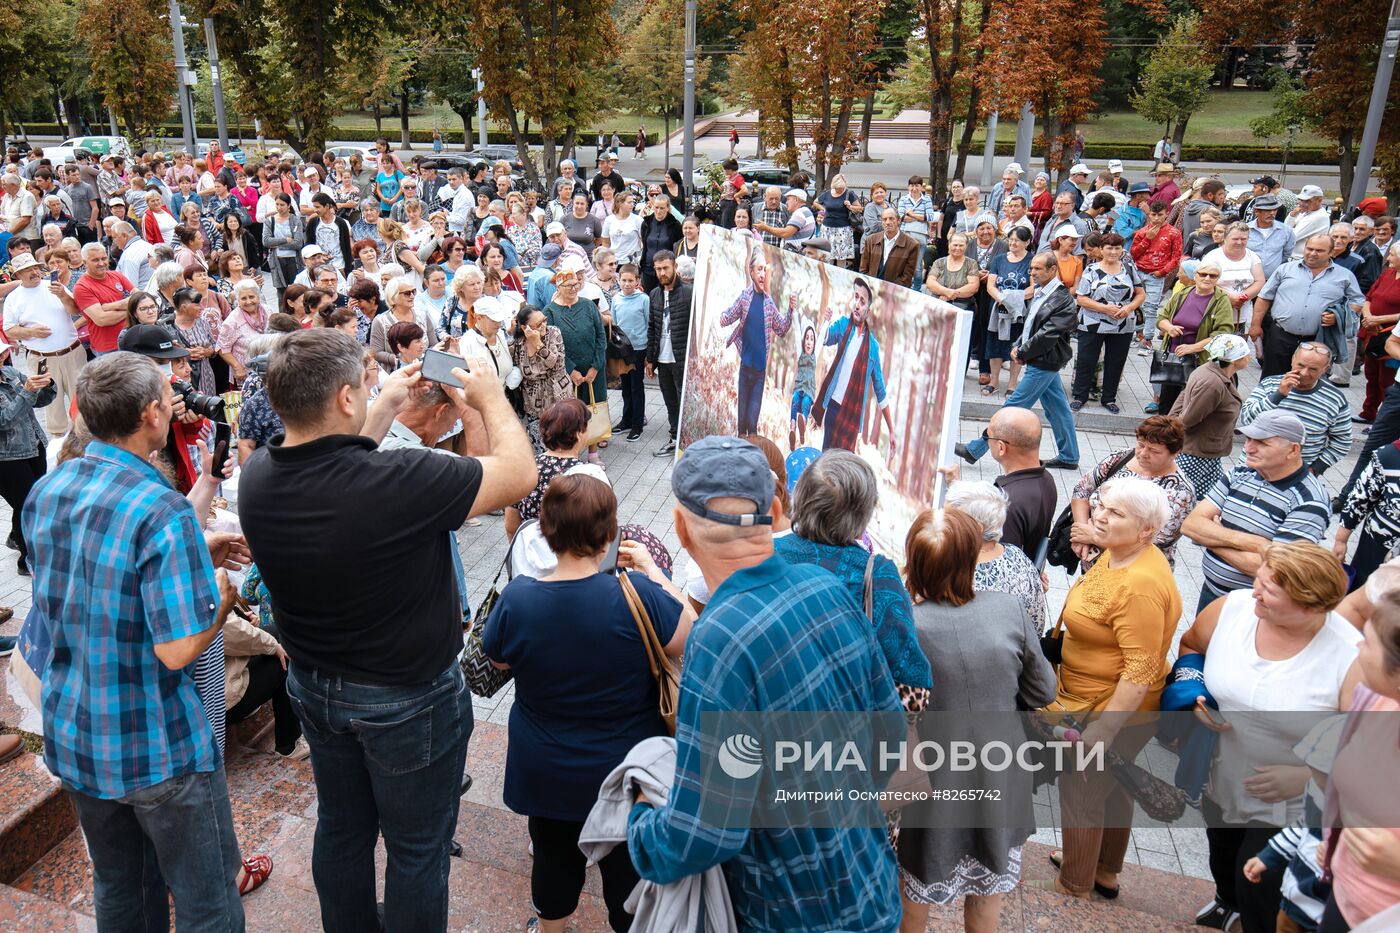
[1248,233,1364,378]
[627,436,904,932]
[1181,410,1330,612]
[23,352,247,931]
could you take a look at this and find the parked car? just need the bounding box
[325,144,379,170]
[62,135,131,159]
[33,146,79,166]
[466,145,529,173]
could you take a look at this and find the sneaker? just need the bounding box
[1144,402,1160,414]
[953,442,976,465]
[1137,344,1153,357]
[1103,402,1121,414]
[278,737,311,761]
[1070,399,1085,412]
[612,419,628,433]
[4,534,17,551]
[654,440,676,457]
[15,556,29,577]
[627,429,643,441]
[1353,415,1376,424]
[1195,898,1240,930]
[0,606,13,626]
[0,633,16,657]
[1330,376,1352,388]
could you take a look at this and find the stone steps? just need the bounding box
[0,716,1218,931]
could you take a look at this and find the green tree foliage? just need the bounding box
[79,0,175,144]
[618,0,712,167]
[1129,12,1215,151]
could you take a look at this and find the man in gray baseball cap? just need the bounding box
[1182,407,1330,611]
[632,435,908,930]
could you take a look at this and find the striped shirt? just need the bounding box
[1202,465,1330,592]
[22,442,222,800]
[1238,376,1353,473]
[627,555,903,933]
[1243,375,1349,467]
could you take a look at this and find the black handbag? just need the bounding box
[460,531,520,698]
[1149,342,1188,385]
[1043,450,1134,574]
[606,324,633,361]
[1110,756,1188,823]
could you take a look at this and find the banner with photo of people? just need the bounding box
[679,225,971,561]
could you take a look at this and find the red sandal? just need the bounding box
[238,854,273,896]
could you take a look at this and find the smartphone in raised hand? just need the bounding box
[420,348,467,388]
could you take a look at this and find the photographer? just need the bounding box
[0,340,55,577]
[117,323,225,495]
[237,330,537,931]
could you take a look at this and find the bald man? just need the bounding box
[983,407,1058,553]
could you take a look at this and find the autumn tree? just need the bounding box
[23,0,88,134]
[196,0,412,152]
[419,43,481,147]
[79,0,175,144]
[732,0,887,188]
[855,0,914,161]
[619,0,712,167]
[1130,12,1215,153]
[467,0,616,186]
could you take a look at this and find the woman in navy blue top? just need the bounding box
[482,471,691,932]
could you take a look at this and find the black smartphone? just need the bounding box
[211,421,232,477]
[599,535,621,575]
[421,348,467,388]
[36,358,47,376]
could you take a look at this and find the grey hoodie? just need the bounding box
[1179,198,1218,241]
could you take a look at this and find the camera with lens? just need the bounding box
[246,353,270,379]
[170,379,226,421]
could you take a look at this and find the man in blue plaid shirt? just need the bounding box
[22,352,248,931]
[627,437,904,932]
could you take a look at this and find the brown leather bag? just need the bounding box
[620,572,680,735]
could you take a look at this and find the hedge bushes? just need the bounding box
[5,123,644,150]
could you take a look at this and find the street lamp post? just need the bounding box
[682,0,696,192]
[203,18,230,149]
[166,0,197,153]
[1349,0,1400,208]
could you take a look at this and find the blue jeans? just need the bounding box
[737,364,766,435]
[68,769,243,933]
[287,662,473,933]
[1140,274,1169,340]
[965,364,1080,464]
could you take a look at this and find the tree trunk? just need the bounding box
[63,96,83,135]
[373,104,383,136]
[928,86,954,202]
[502,94,540,188]
[1172,114,1189,155]
[455,105,473,149]
[857,90,876,162]
[953,89,981,181]
[755,109,766,159]
[663,110,671,166]
[399,89,412,149]
[1220,47,1240,92]
[1338,127,1356,203]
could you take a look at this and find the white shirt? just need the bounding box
[1202,246,1263,325]
[602,212,643,264]
[116,238,156,290]
[658,287,675,364]
[1286,208,1330,259]
[2,281,79,353]
[459,327,512,383]
[444,183,472,231]
[2,189,38,240]
[881,233,898,263]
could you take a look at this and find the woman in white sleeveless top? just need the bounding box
[1179,541,1363,933]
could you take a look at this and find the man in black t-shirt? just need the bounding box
[982,407,1058,555]
[238,330,536,932]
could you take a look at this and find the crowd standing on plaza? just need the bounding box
[0,138,1398,933]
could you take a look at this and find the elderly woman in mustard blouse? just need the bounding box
[1035,476,1182,902]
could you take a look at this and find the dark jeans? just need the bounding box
[968,295,990,374]
[737,364,765,435]
[227,654,302,755]
[618,348,646,431]
[1072,329,1134,404]
[0,453,46,559]
[1197,577,1231,615]
[1341,381,1400,503]
[528,815,639,932]
[656,361,683,440]
[1348,529,1391,593]
[68,769,244,933]
[1202,798,1283,932]
[286,662,473,933]
[1261,317,1308,379]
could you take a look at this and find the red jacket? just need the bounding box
[1130,222,1183,278]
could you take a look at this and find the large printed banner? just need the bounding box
[679,225,971,561]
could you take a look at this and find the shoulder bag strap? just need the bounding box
[862,551,876,621]
[620,572,664,680]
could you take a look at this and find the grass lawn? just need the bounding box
[965,90,1327,149]
[322,90,1324,150]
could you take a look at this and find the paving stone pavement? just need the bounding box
[0,348,1378,894]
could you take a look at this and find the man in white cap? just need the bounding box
[297,164,327,214]
[1056,163,1091,212]
[756,189,816,250]
[292,243,330,289]
[0,252,84,434]
[1107,159,1128,194]
[986,163,1030,219]
[1286,185,1330,259]
[545,220,592,273]
[1,174,39,248]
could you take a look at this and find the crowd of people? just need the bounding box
[0,139,1397,933]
